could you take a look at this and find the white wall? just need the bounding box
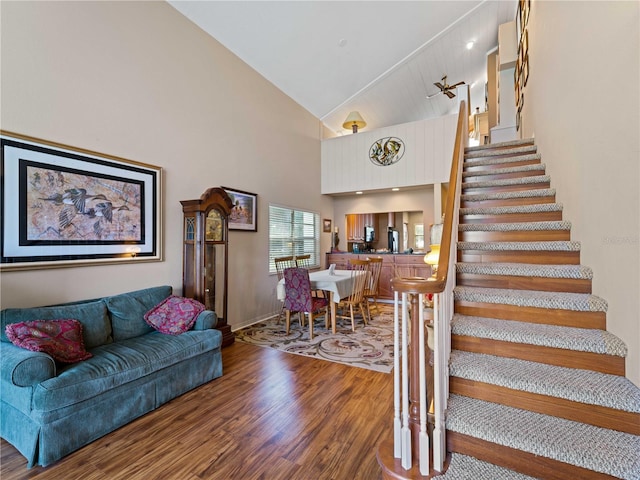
[520,1,640,385]
[0,1,333,329]
[321,114,457,194]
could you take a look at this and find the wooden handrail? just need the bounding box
[422,100,467,294]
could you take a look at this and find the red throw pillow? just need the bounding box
[144,296,205,335]
[5,319,93,363]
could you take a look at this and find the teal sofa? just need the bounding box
[0,286,223,468]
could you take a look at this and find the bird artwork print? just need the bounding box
[27,166,142,242]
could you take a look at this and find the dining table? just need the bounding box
[276,268,367,333]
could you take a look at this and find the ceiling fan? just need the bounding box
[426,75,465,99]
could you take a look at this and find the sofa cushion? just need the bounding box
[104,286,172,341]
[1,300,111,349]
[144,296,205,335]
[6,319,93,364]
[31,329,222,413]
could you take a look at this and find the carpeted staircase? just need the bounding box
[440,138,640,480]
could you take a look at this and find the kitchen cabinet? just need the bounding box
[346,213,376,241]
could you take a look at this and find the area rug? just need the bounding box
[235,305,394,373]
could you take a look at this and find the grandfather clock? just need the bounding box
[181,187,234,346]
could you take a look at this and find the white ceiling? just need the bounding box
[169,1,517,135]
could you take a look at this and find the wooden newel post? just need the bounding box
[377,277,434,479]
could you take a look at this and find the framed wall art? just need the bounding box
[1,131,162,270]
[323,218,332,233]
[222,187,258,232]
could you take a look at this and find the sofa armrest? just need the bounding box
[193,310,218,330]
[0,342,56,387]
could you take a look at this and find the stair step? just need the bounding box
[461,175,551,194]
[460,203,563,216]
[464,153,542,173]
[456,262,591,279]
[454,286,607,313]
[459,221,571,242]
[433,452,538,480]
[456,262,591,293]
[451,313,625,373]
[464,145,538,160]
[461,188,556,208]
[465,138,535,153]
[446,394,640,480]
[454,285,607,329]
[449,350,640,435]
[462,163,546,181]
[460,203,564,224]
[457,241,581,265]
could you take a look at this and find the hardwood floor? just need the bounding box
[1,342,393,480]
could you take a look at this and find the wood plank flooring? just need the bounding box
[0,342,393,480]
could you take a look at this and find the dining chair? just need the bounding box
[275,256,299,324]
[363,257,383,319]
[283,267,329,340]
[336,258,370,331]
[296,254,327,299]
[394,263,417,279]
[295,254,312,269]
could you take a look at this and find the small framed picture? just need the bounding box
[323,218,332,233]
[223,187,258,232]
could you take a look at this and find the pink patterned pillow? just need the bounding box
[144,296,205,335]
[5,319,93,363]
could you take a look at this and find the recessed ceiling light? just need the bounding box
[355,191,363,195]
[392,188,400,192]
[466,41,474,50]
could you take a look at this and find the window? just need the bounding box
[414,224,425,250]
[269,205,320,274]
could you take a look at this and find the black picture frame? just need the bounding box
[1,131,162,270]
[223,187,258,232]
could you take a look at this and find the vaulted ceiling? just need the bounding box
[169,1,517,136]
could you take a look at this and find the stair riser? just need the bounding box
[462,182,551,194]
[460,211,563,223]
[463,170,545,182]
[452,335,625,376]
[454,301,606,329]
[450,377,640,435]
[458,250,581,265]
[465,139,535,153]
[464,148,538,160]
[464,159,541,173]
[459,230,571,242]
[461,196,556,208]
[446,431,618,480]
[456,273,592,293]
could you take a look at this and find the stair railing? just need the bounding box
[384,101,467,477]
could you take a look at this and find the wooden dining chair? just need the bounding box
[295,254,326,298]
[363,257,383,319]
[295,254,312,269]
[394,263,417,279]
[275,256,299,323]
[283,267,329,340]
[336,259,370,331]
